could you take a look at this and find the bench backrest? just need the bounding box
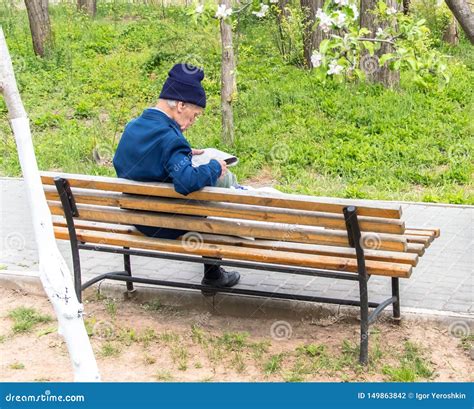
[41,171,408,253]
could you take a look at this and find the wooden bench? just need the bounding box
[40,171,440,364]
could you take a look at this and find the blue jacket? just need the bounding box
[113,108,222,195]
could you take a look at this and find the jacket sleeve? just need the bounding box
[163,136,222,196]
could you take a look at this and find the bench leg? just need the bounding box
[123,247,135,294]
[53,177,83,303]
[391,277,401,323]
[343,205,370,365]
[359,275,369,366]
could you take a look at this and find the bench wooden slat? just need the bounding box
[52,219,418,266]
[53,219,138,235]
[405,228,439,239]
[406,227,440,238]
[40,171,403,219]
[406,243,425,255]
[44,186,405,234]
[53,226,412,278]
[47,201,408,252]
[404,234,432,246]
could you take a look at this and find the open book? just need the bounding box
[191,148,238,168]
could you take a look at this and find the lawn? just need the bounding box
[0,2,472,203]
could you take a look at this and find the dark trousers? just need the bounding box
[134,224,222,279]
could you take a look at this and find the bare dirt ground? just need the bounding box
[0,286,472,382]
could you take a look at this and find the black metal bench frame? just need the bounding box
[54,176,401,365]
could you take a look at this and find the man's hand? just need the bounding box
[191,148,204,155]
[218,159,228,178]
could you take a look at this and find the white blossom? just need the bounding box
[252,4,269,18]
[376,27,385,37]
[386,6,397,15]
[349,3,359,20]
[334,0,349,5]
[195,4,204,14]
[215,4,233,19]
[327,60,344,75]
[269,0,279,3]
[333,11,347,28]
[311,52,323,68]
[316,9,333,33]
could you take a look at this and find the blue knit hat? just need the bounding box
[159,63,206,108]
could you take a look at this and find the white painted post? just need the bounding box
[0,28,100,382]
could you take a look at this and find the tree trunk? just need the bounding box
[300,0,334,68]
[443,14,460,44]
[360,0,400,87]
[444,0,474,44]
[271,0,290,59]
[277,0,291,21]
[402,0,410,14]
[77,0,97,17]
[24,0,51,57]
[0,28,101,382]
[219,0,236,146]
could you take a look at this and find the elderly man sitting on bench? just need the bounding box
[113,63,240,290]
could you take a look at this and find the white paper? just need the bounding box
[192,148,239,167]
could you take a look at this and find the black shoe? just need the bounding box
[201,267,240,296]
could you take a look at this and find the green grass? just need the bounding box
[36,326,57,337]
[138,328,158,347]
[264,353,284,374]
[155,370,174,382]
[9,362,25,370]
[104,298,117,317]
[142,299,163,312]
[190,325,208,346]
[143,353,156,365]
[117,327,137,346]
[217,332,250,351]
[459,334,474,352]
[99,342,121,357]
[8,307,53,333]
[382,341,434,382]
[231,351,247,373]
[159,331,179,344]
[0,2,471,204]
[170,344,189,371]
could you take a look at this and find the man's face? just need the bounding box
[175,102,203,131]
